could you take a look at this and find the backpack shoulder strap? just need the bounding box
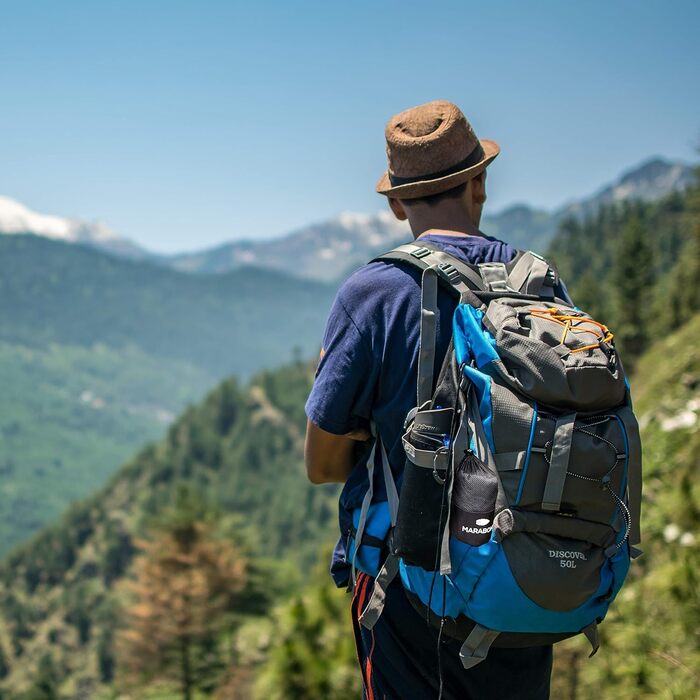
[373,242,486,297]
[505,250,559,297]
[373,242,482,406]
[375,243,560,299]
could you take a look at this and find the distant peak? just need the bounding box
[0,195,145,257]
[0,195,74,240]
[336,211,373,228]
[617,157,692,185]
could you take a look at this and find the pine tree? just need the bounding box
[667,221,700,331]
[18,654,60,700]
[255,548,362,700]
[116,505,246,699]
[0,641,9,680]
[612,214,654,364]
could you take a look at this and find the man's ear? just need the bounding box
[388,197,408,221]
[472,171,487,205]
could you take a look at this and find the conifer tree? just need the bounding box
[667,221,700,330]
[0,642,9,680]
[18,654,60,700]
[116,502,246,699]
[612,214,654,363]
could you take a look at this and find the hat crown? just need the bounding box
[385,100,479,179]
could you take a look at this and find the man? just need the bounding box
[305,101,562,699]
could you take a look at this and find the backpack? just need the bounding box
[347,240,642,670]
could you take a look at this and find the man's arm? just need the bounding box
[304,419,370,484]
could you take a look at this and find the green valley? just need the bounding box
[0,235,335,555]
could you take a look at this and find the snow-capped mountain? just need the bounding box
[168,210,411,281]
[1,157,695,281]
[0,196,147,259]
[169,157,696,280]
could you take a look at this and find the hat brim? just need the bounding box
[375,139,500,199]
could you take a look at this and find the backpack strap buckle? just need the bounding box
[437,261,462,284]
[410,246,432,259]
[477,261,513,292]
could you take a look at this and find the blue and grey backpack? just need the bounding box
[347,241,642,670]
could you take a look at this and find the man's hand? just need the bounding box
[304,419,370,484]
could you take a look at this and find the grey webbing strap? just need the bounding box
[524,254,550,295]
[420,248,485,292]
[379,438,399,526]
[438,394,468,575]
[618,405,643,545]
[477,261,511,292]
[494,451,526,472]
[506,252,536,292]
[418,266,439,407]
[582,621,600,658]
[459,624,500,669]
[506,251,550,296]
[377,243,486,292]
[355,429,402,628]
[466,387,497,473]
[358,552,400,630]
[541,412,577,512]
[353,422,401,579]
[351,429,377,586]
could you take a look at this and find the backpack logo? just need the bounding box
[461,524,491,535]
[549,549,587,569]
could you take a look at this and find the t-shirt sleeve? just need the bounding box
[305,286,378,435]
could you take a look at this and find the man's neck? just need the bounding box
[411,219,482,240]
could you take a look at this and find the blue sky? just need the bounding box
[0,0,698,252]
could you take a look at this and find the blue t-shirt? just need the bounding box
[305,231,567,585]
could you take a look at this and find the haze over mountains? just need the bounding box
[0,158,695,282]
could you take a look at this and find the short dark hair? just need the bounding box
[399,181,468,207]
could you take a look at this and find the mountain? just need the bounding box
[0,196,148,260]
[0,235,335,557]
[559,157,697,220]
[168,210,411,282]
[2,158,694,284]
[167,157,696,280]
[482,157,696,252]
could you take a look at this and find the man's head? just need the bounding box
[388,171,488,232]
[376,100,498,236]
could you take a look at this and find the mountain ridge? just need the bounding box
[167,157,697,280]
[2,157,694,282]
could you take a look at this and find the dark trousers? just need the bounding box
[351,573,553,700]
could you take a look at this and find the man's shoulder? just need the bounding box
[335,259,421,312]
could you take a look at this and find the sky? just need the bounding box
[0,0,698,253]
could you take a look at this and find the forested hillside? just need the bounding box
[547,181,699,363]
[0,360,338,698]
[3,316,697,699]
[0,235,334,555]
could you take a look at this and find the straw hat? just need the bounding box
[376,100,500,199]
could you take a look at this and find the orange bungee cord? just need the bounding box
[528,307,614,354]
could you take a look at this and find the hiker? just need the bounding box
[304,100,641,699]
